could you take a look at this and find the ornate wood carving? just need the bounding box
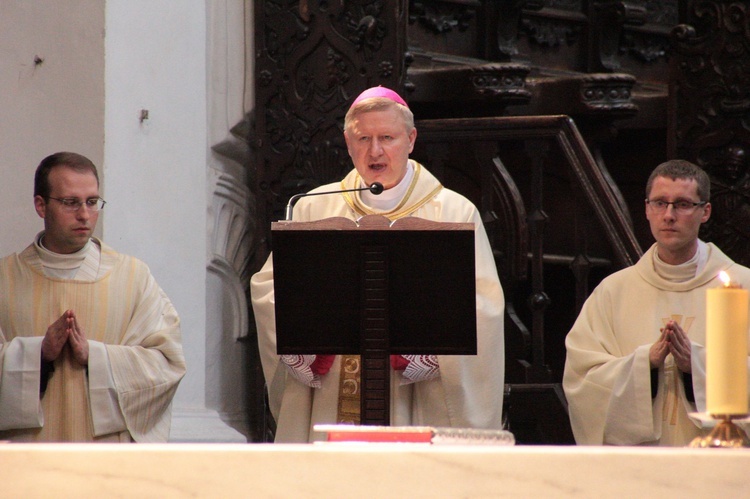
[590,1,648,72]
[670,2,750,266]
[619,1,678,64]
[408,62,532,118]
[545,0,582,9]
[521,14,581,50]
[253,0,406,249]
[409,0,477,34]
[479,0,545,61]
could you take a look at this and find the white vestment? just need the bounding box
[251,161,506,442]
[563,242,750,446]
[0,237,186,442]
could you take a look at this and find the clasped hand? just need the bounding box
[41,310,89,366]
[649,320,691,373]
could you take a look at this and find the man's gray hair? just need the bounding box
[344,97,414,132]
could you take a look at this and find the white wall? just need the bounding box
[0,0,248,442]
[103,1,208,413]
[0,1,105,256]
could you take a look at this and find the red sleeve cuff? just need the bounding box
[390,355,409,371]
[311,354,336,375]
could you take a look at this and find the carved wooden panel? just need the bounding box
[670,1,750,266]
[408,0,480,58]
[253,0,407,252]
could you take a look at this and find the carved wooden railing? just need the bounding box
[412,114,642,443]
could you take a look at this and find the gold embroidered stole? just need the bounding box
[337,355,361,424]
[340,161,443,220]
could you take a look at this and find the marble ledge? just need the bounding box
[1,443,748,498]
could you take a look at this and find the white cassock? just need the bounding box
[0,236,186,442]
[563,241,750,446]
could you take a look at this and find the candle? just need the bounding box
[706,271,749,415]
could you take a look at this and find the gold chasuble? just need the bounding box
[252,161,507,443]
[0,239,185,442]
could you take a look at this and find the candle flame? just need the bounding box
[719,271,731,287]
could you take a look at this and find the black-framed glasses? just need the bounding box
[47,197,107,212]
[645,198,707,214]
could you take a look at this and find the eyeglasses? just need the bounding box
[645,198,707,214]
[47,197,107,212]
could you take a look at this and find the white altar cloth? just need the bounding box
[1,443,748,497]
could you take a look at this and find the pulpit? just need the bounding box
[272,215,477,425]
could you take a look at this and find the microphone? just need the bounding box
[284,182,384,220]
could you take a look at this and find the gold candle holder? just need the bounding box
[690,414,750,448]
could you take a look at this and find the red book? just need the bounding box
[314,425,516,445]
[315,425,433,443]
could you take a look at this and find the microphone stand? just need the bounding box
[284,182,384,220]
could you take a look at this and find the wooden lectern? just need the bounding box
[272,214,477,425]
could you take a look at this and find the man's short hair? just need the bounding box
[344,97,414,133]
[34,152,99,199]
[645,159,711,202]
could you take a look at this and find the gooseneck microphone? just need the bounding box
[284,182,384,220]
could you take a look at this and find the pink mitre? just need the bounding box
[350,86,409,109]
